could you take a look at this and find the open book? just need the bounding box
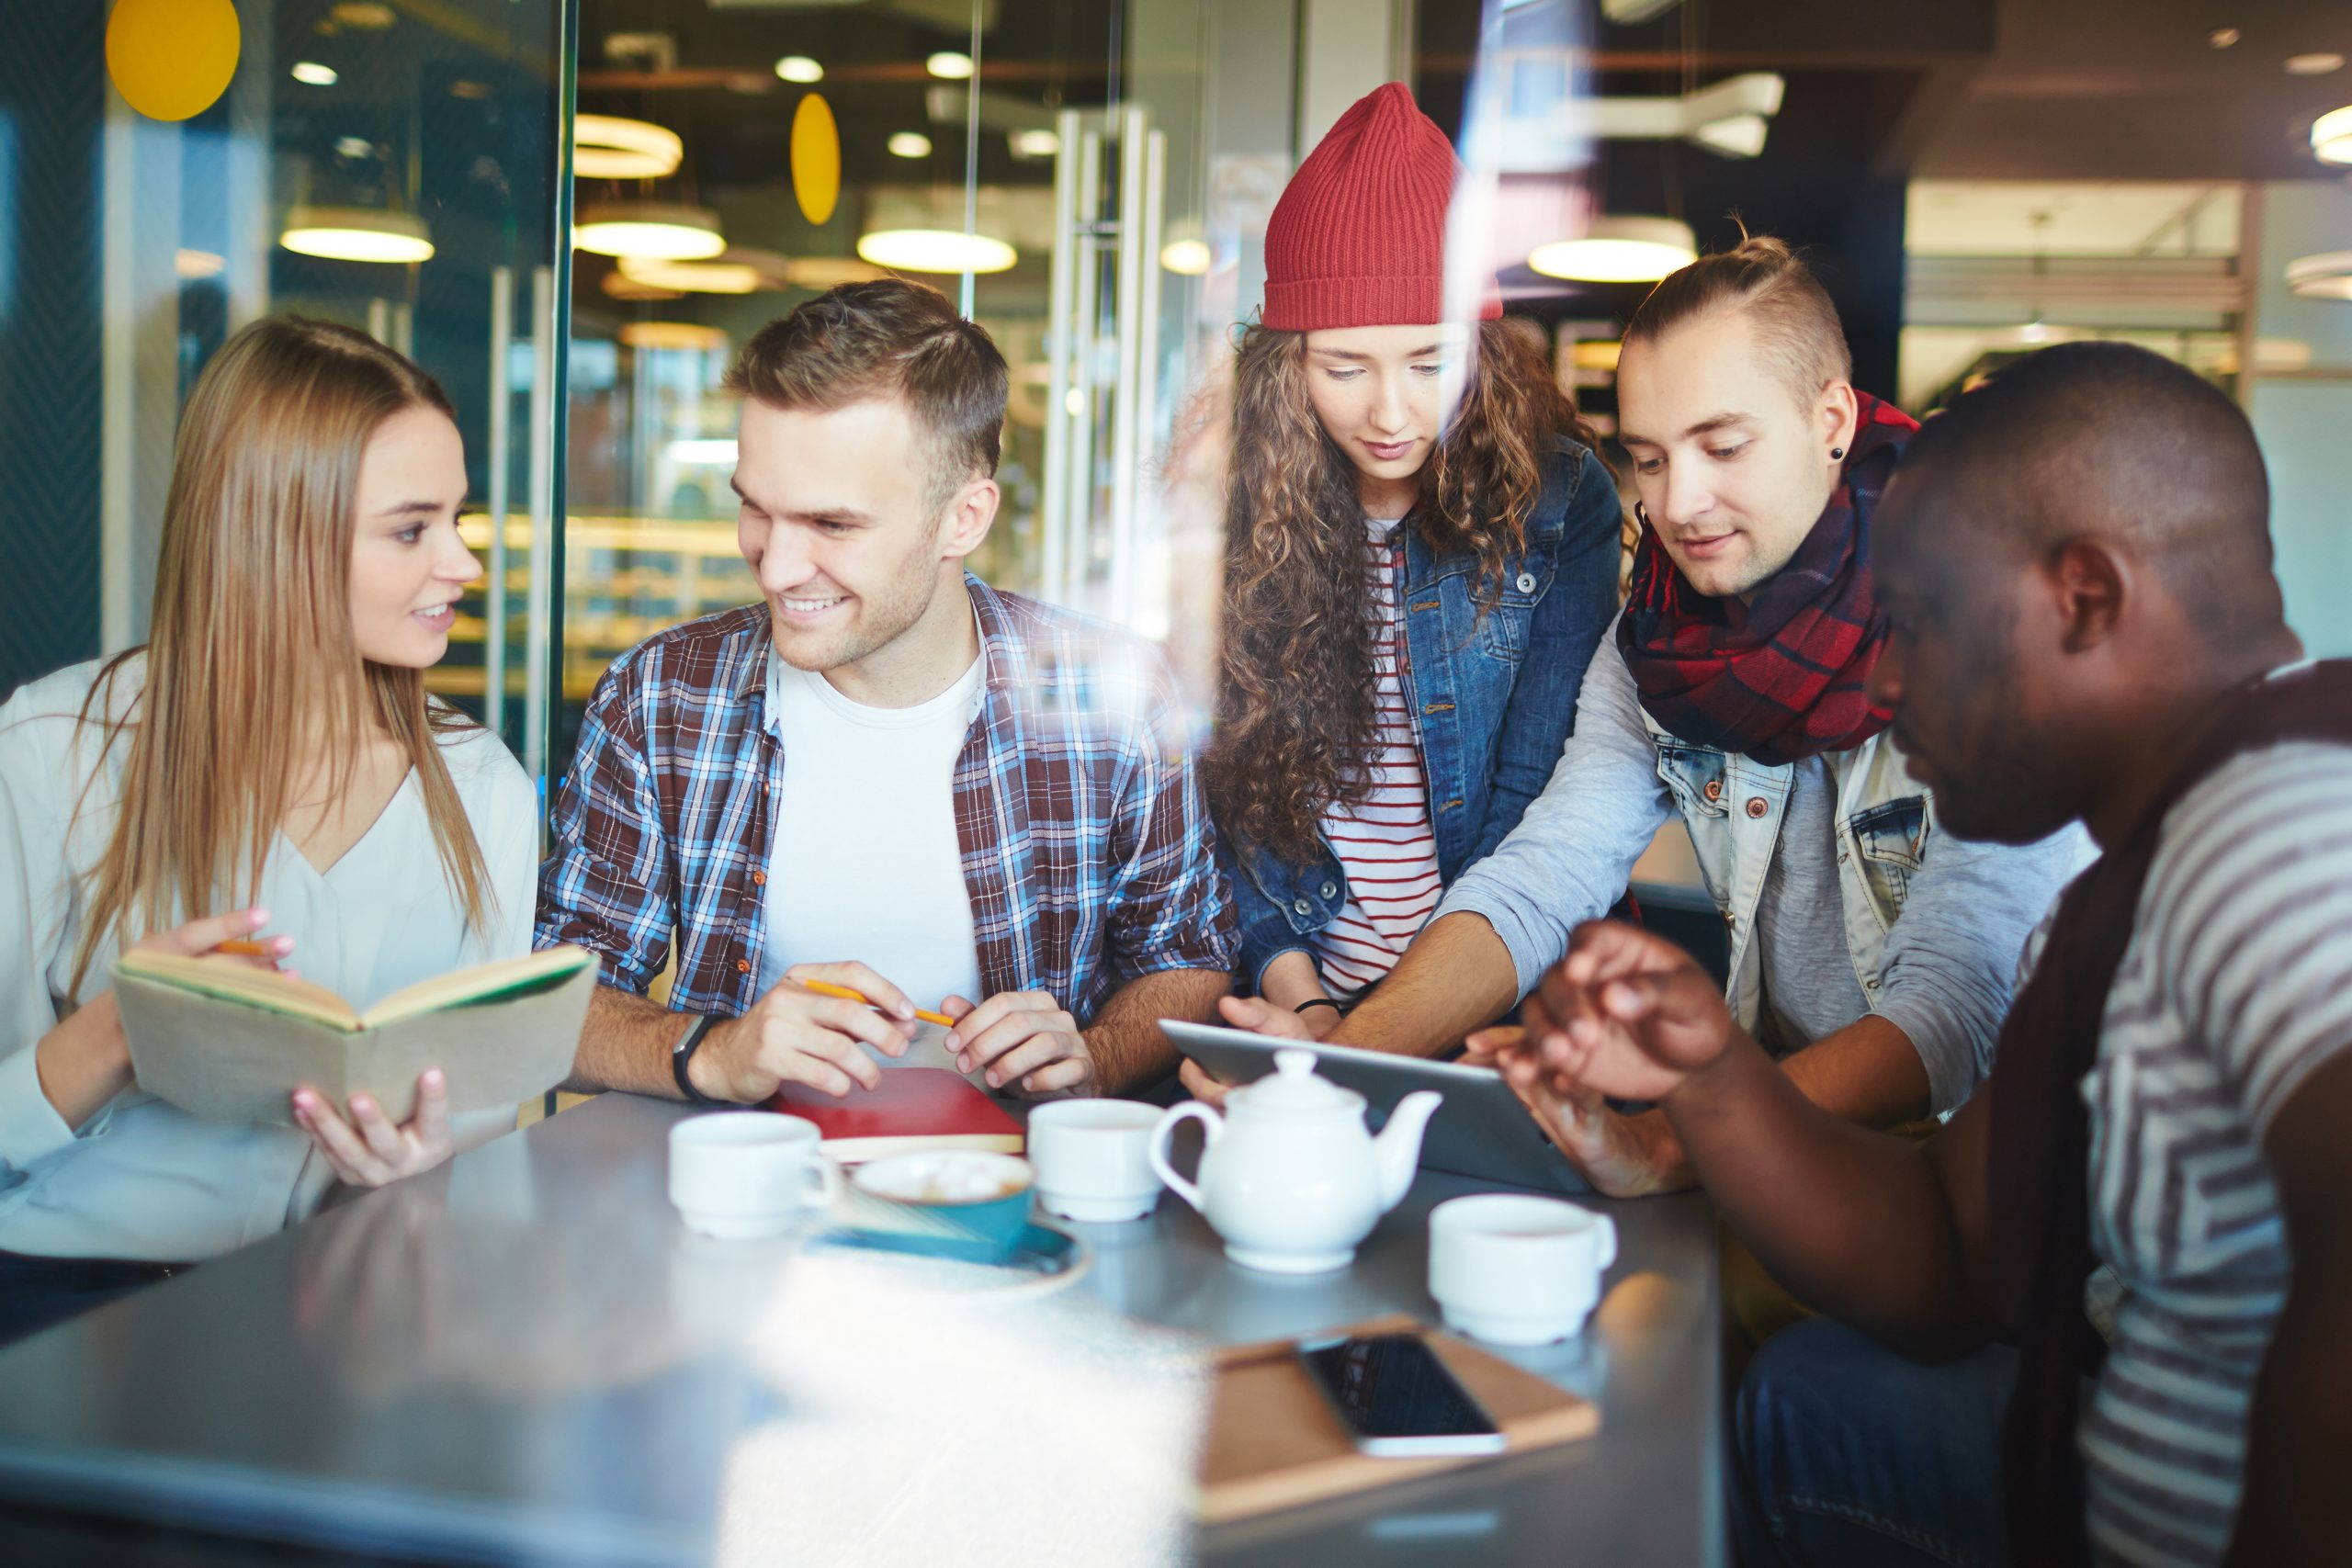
[112,945,597,1127]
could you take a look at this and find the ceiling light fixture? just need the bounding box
[616,254,765,294]
[290,62,338,86]
[856,229,1017,274]
[2208,28,2240,49]
[2285,52,2346,75]
[1579,73,1785,160]
[574,201,726,260]
[279,207,434,264]
[775,55,823,85]
[1527,217,1697,283]
[573,114,684,180]
[783,255,888,289]
[888,131,933,159]
[621,322,729,353]
[2284,252,2352,299]
[2312,105,2352,164]
[1009,129,1060,159]
[926,51,975,81]
[1160,238,1211,276]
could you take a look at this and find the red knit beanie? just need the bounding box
[1261,82,1500,333]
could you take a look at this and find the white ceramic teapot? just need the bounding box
[1149,1049,1442,1274]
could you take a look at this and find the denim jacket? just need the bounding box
[1220,440,1624,992]
[1645,718,1935,1032]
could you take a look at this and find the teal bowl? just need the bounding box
[852,1151,1035,1254]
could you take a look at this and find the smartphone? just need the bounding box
[1295,1333,1508,1458]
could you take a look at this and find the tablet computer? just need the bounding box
[1158,1021,1589,1197]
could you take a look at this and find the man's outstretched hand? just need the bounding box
[1517,920,1738,1105]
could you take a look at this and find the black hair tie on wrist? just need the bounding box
[1295,998,1343,1017]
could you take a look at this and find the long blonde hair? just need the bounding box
[69,316,497,991]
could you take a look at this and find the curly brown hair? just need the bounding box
[1204,319,1599,864]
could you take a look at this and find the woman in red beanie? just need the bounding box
[1198,83,1625,1040]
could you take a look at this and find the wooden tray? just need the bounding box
[1198,1313,1600,1524]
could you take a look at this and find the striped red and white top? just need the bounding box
[1310,517,1444,998]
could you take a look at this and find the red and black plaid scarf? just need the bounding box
[1615,393,1918,764]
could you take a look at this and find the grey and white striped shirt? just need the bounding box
[2052,740,2352,1565]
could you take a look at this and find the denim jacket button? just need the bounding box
[1514,571,1537,593]
[1318,881,1337,897]
[1293,898,1313,916]
[1703,779,1724,803]
[1745,797,1770,818]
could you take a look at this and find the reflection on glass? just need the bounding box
[554,0,1258,765]
[1,0,569,754]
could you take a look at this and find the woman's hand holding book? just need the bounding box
[34,907,290,1131]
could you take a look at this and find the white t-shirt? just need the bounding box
[757,649,988,1016]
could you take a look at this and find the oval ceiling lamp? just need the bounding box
[775,55,823,85]
[2284,252,2352,300]
[574,201,726,260]
[106,0,242,121]
[601,269,683,301]
[856,229,1018,274]
[616,248,785,294]
[926,51,975,80]
[620,321,729,352]
[1159,218,1210,276]
[280,207,435,263]
[2312,106,2352,164]
[573,115,684,180]
[784,255,888,288]
[1528,217,1698,283]
[791,93,841,226]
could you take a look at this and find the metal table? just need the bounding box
[0,1092,1723,1566]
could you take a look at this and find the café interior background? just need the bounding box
[5,0,2350,784]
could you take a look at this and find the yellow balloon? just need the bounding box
[107,0,243,124]
[791,93,842,228]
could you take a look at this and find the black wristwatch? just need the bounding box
[671,1014,728,1105]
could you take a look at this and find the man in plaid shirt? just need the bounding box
[540,281,1235,1102]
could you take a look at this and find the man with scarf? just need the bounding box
[1496,341,2350,1563]
[1204,237,2085,1198]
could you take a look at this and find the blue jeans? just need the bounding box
[1733,1317,2014,1568]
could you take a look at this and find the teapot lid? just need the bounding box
[1234,1048,1360,1116]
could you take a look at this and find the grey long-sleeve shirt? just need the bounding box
[1436,633,2088,1113]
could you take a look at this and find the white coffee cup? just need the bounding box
[1428,1194,1618,1346]
[1027,1100,1165,1223]
[669,1112,843,1239]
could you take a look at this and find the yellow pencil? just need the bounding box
[799,978,956,1030]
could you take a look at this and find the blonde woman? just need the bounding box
[0,317,538,1342]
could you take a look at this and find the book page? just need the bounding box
[112,950,362,1031]
[358,945,595,1029]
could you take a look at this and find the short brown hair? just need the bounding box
[725,278,1008,513]
[1623,233,1851,408]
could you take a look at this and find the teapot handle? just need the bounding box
[1149,1101,1221,1214]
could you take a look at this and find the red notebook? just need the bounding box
[765,1068,1023,1163]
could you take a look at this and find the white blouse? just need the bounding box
[0,655,540,1262]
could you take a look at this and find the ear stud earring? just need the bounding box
[1830,446,1845,459]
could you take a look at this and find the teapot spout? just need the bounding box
[1373,1090,1442,1211]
